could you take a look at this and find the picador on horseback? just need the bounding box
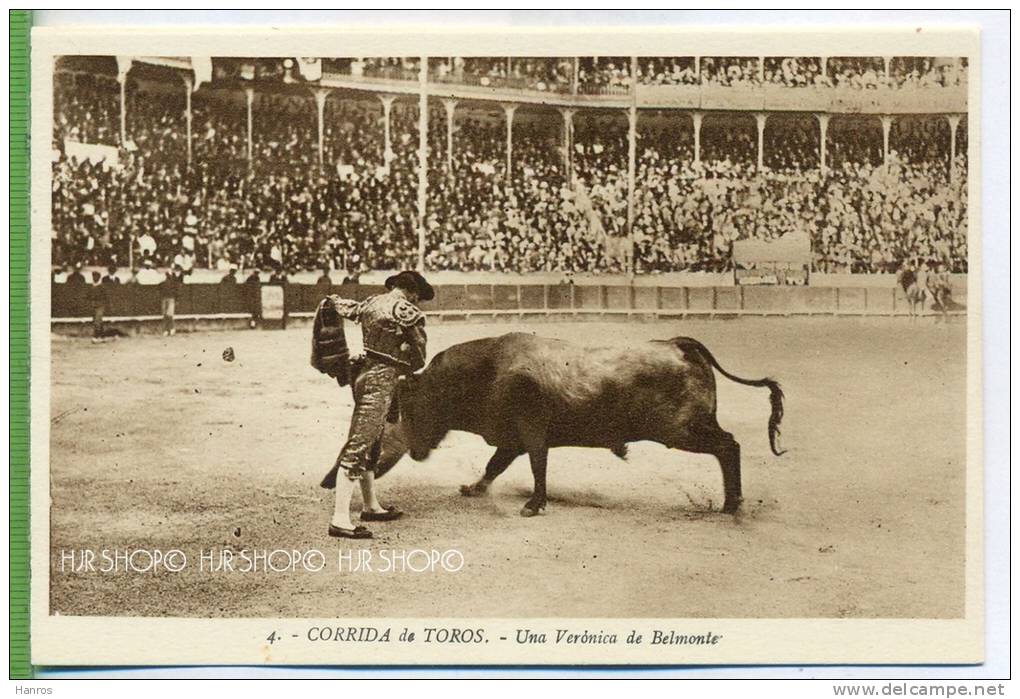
[897,258,954,318]
[897,258,928,316]
[927,262,954,317]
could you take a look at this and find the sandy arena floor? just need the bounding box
[48,317,966,618]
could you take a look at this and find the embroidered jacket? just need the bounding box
[329,290,427,371]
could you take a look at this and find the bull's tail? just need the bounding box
[670,337,786,456]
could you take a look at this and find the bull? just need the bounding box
[391,332,785,517]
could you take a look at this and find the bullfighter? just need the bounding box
[317,270,433,539]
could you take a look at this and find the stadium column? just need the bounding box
[692,111,703,164]
[442,98,457,175]
[755,113,768,171]
[379,94,397,165]
[559,108,575,180]
[572,57,579,95]
[313,88,331,168]
[115,56,132,147]
[182,74,193,166]
[947,114,961,182]
[245,87,255,165]
[626,58,638,278]
[816,113,830,175]
[118,73,128,147]
[880,115,893,166]
[417,57,428,271]
[503,103,518,182]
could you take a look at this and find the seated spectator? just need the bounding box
[65,262,87,286]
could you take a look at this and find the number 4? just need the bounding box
[267,631,278,644]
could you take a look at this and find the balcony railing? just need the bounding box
[432,71,573,95]
[577,83,631,97]
[636,83,967,114]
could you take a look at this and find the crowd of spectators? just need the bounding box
[627,145,966,274]
[828,119,885,169]
[322,57,422,81]
[763,115,820,171]
[53,71,120,145]
[428,57,573,93]
[576,57,632,93]
[890,115,958,165]
[52,83,424,272]
[52,65,969,279]
[637,58,699,86]
[426,56,632,93]
[202,54,968,92]
[632,56,967,90]
[314,54,968,92]
[420,108,966,274]
[889,57,968,88]
[700,57,762,88]
[763,57,825,88]
[52,150,421,274]
[425,117,591,272]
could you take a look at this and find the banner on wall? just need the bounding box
[732,231,811,285]
[62,141,121,168]
[259,284,287,329]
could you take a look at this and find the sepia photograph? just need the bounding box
[27,21,986,668]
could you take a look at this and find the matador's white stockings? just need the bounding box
[331,470,386,530]
[360,471,385,513]
[330,475,357,530]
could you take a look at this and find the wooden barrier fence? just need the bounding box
[51,280,967,334]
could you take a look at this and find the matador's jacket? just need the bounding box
[312,289,427,488]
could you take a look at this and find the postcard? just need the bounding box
[29,23,982,667]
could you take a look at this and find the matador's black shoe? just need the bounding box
[360,506,404,522]
[328,524,373,539]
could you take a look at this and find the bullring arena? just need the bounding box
[47,53,969,620]
[49,309,966,619]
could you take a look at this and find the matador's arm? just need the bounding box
[324,295,362,322]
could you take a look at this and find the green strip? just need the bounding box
[9,9,32,681]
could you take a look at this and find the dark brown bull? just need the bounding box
[394,332,785,516]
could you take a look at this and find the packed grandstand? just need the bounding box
[52,55,968,279]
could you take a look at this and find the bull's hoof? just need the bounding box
[459,483,487,497]
[722,498,743,515]
[520,504,546,517]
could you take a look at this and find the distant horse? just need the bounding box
[897,267,928,317]
[927,270,954,322]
